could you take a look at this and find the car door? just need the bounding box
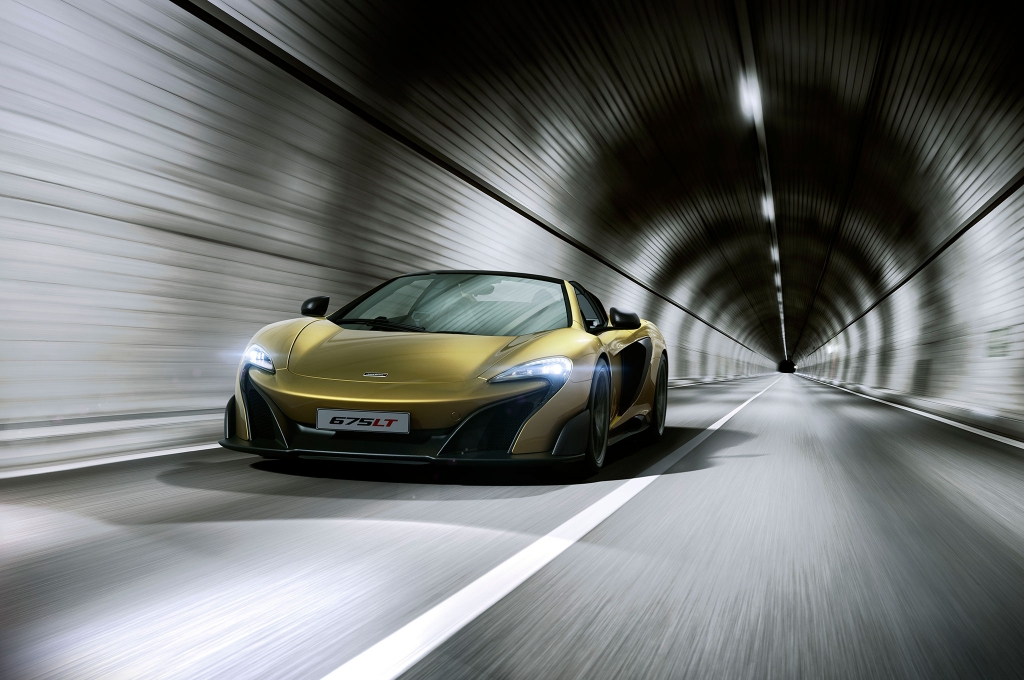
[570,283,647,422]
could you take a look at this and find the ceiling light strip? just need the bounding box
[736,0,787,360]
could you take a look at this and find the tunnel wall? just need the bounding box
[208,0,772,345]
[0,0,771,472]
[798,186,1024,438]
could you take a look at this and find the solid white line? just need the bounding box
[324,377,781,680]
[797,374,1024,451]
[0,442,221,480]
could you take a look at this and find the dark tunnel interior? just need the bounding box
[4,0,1024,678]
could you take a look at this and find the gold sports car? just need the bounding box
[220,271,668,469]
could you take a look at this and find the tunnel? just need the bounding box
[3,0,1024,677]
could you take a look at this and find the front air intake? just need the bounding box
[438,387,548,459]
[244,378,280,442]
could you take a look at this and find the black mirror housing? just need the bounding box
[301,296,330,317]
[609,307,641,330]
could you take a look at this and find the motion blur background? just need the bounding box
[4,0,1024,472]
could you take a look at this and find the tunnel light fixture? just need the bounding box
[739,73,763,123]
[772,241,786,360]
[737,40,784,359]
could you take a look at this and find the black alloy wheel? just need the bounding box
[586,360,611,472]
[641,355,668,444]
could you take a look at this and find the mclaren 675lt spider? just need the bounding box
[220,271,668,469]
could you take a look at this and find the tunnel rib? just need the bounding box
[804,162,1024,358]
[790,5,899,359]
[579,4,778,356]
[168,0,769,359]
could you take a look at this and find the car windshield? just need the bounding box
[333,273,570,336]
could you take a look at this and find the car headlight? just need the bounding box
[244,344,275,373]
[490,356,572,386]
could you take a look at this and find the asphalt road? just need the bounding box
[3,375,1024,679]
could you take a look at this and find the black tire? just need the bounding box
[640,355,668,445]
[585,360,611,472]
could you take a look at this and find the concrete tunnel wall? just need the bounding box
[798,186,1024,439]
[0,0,772,472]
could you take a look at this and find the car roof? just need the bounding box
[397,270,567,285]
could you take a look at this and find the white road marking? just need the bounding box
[324,377,781,680]
[0,443,220,480]
[798,374,1024,450]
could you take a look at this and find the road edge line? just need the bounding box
[797,374,1024,451]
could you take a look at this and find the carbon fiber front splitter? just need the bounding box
[219,436,583,465]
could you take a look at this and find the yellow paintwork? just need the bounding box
[290,322,524,383]
[234,279,666,455]
[250,369,538,430]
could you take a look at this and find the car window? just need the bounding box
[336,273,570,336]
[571,282,607,329]
[586,290,608,323]
[352,277,431,320]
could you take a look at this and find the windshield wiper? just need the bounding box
[336,316,426,332]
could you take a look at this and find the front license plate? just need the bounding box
[316,409,411,434]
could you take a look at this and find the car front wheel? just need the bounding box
[641,355,668,444]
[585,360,611,472]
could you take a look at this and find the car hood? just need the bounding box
[288,321,521,383]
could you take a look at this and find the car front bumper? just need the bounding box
[220,376,592,464]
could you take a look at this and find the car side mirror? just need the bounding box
[609,307,641,330]
[301,296,330,317]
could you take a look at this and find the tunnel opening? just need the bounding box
[777,360,796,373]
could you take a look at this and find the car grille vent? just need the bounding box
[246,384,277,441]
[440,388,547,457]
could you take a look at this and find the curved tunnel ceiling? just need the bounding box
[185,0,1024,362]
